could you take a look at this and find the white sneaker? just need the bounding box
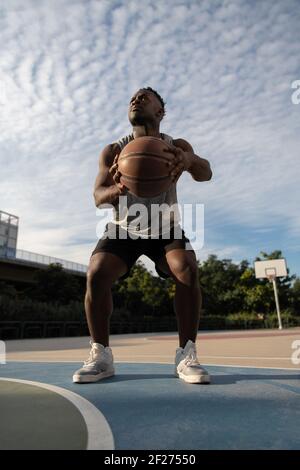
[175,340,210,384]
[73,341,115,383]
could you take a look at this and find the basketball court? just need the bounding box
[1,328,300,450]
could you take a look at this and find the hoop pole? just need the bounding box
[271,278,283,330]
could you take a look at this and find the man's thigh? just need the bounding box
[156,247,197,278]
[91,229,143,280]
[89,251,128,282]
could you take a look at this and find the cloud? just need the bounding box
[0,0,299,276]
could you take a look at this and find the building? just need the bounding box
[0,210,87,288]
[0,210,18,258]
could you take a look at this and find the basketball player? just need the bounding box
[73,87,212,384]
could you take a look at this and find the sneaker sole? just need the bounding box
[176,371,211,384]
[73,369,115,383]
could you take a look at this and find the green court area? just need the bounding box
[0,379,88,450]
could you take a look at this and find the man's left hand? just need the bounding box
[164,146,193,183]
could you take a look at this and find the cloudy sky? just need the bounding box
[1,0,300,277]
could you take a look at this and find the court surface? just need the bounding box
[1,328,300,450]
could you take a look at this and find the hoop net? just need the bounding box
[265,268,276,282]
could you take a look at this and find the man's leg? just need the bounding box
[156,246,210,383]
[159,247,201,348]
[85,252,128,346]
[73,251,128,383]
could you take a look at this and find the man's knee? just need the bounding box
[87,252,127,288]
[86,266,111,288]
[168,256,199,286]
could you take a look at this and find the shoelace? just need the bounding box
[84,345,102,366]
[184,349,201,367]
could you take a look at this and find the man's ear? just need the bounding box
[156,108,163,119]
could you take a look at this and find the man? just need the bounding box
[73,87,212,385]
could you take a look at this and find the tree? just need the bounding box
[198,255,247,315]
[289,277,300,316]
[26,263,83,305]
[198,251,296,316]
[114,261,173,318]
[0,281,18,300]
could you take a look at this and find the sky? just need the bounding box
[0,0,300,278]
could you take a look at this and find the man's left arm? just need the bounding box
[171,138,212,182]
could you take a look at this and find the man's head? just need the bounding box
[128,87,166,127]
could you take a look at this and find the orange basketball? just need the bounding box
[117,136,174,197]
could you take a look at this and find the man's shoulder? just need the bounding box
[161,132,173,145]
[162,134,191,147]
[100,142,121,167]
[172,138,194,152]
[110,142,122,153]
[105,142,121,151]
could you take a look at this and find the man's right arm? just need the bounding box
[93,143,126,207]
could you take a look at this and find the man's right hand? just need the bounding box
[109,154,128,194]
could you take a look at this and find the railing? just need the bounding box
[0,248,87,274]
[0,319,178,340]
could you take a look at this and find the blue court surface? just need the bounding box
[1,361,299,450]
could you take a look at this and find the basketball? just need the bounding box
[117,136,175,197]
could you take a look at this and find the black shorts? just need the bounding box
[91,223,192,280]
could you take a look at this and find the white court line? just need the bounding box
[196,355,293,361]
[5,354,294,360]
[2,359,300,371]
[115,361,300,371]
[0,377,114,450]
[194,363,300,371]
[106,354,295,361]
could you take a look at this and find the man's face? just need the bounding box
[128,90,163,126]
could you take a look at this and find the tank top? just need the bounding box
[109,132,181,238]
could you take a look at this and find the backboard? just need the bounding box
[254,258,287,279]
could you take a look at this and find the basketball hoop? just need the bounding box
[254,259,287,330]
[265,268,276,283]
